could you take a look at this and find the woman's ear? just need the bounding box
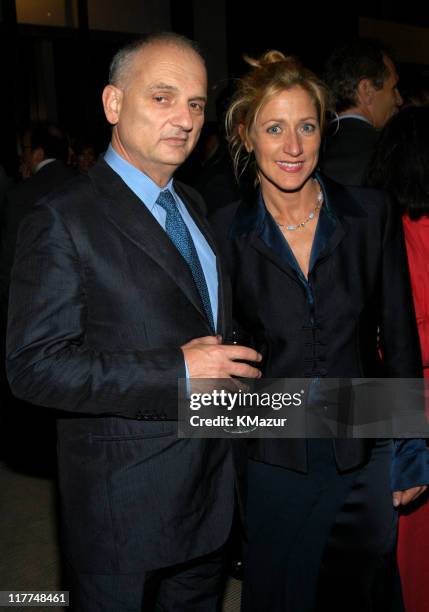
[238,124,253,153]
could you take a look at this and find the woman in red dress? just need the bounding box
[368,106,429,612]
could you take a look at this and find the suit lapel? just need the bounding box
[89,159,209,326]
[231,190,303,284]
[174,182,217,252]
[174,181,229,335]
[312,175,367,265]
[231,176,367,283]
[249,234,302,284]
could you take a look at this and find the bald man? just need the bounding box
[6,33,261,611]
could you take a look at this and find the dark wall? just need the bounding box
[1,0,428,177]
[53,34,123,151]
[225,2,359,77]
[0,23,133,176]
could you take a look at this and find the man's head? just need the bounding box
[324,39,402,129]
[102,33,207,187]
[20,123,69,177]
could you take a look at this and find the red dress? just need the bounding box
[397,214,429,612]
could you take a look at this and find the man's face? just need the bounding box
[371,55,402,129]
[103,43,207,186]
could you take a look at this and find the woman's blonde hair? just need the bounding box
[226,50,333,179]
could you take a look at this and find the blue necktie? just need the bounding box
[156,190,215,333]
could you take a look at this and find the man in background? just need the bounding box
[321,39,402,186]
[0,123,74,318]
[0,124,75,469]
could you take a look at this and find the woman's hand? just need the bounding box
[392,485,428,507]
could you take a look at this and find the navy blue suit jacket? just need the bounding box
[211,174,429,491]
[6,158,236,573]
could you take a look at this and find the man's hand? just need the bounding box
[392,485,427,507]
[181,335,262,379]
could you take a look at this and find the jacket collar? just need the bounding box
[231,173,366,236]
[230,172,367,278]
[88,158,226,333]
[174,180,230,335]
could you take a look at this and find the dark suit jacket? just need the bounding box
[6,158,235,573]
[320,117,379,186]
[210,175,427,486]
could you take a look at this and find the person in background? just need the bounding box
[0,123,76,471]
[0,163,12,208]
[210,50,429,612]
[193,83,240,213]
[0,122,75,340]
[320,38,402,186]
[400,72,429,108]
[1,122,75,305]
[178,82,240,212]
[367,106,429,612]
[0,161,12,252]
[71,139,97,174]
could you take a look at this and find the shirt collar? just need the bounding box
[231,173,334,238]
[35,158,56,173]
[104,144,175,211]
[333,113,373,126]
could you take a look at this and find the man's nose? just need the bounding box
[172,104,193,131]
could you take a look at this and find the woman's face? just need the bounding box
[244,86,321,194]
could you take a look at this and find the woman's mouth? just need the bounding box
[276,161,305,173]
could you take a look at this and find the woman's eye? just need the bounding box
[301,123,317,133]
[267,125,281,134]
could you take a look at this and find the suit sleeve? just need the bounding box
[6,204,185,419]
[377,193,429,489]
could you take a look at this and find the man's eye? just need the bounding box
[190,102,204,112]
[267,125,281,134]
[154,95,168,103]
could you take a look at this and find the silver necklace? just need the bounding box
[276,186,323,231]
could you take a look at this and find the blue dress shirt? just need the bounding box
[104,145,218,329]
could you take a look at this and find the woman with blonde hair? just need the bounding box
[211,51,429,612]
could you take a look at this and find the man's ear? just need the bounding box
[238,124,252,153]
[102,85,123,126]
[357,78,375,108]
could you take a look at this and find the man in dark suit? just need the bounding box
[320,39,403,186]
[6,33,261,611]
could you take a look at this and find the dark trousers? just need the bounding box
[242,440,398,612]
[66,548,226,612]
